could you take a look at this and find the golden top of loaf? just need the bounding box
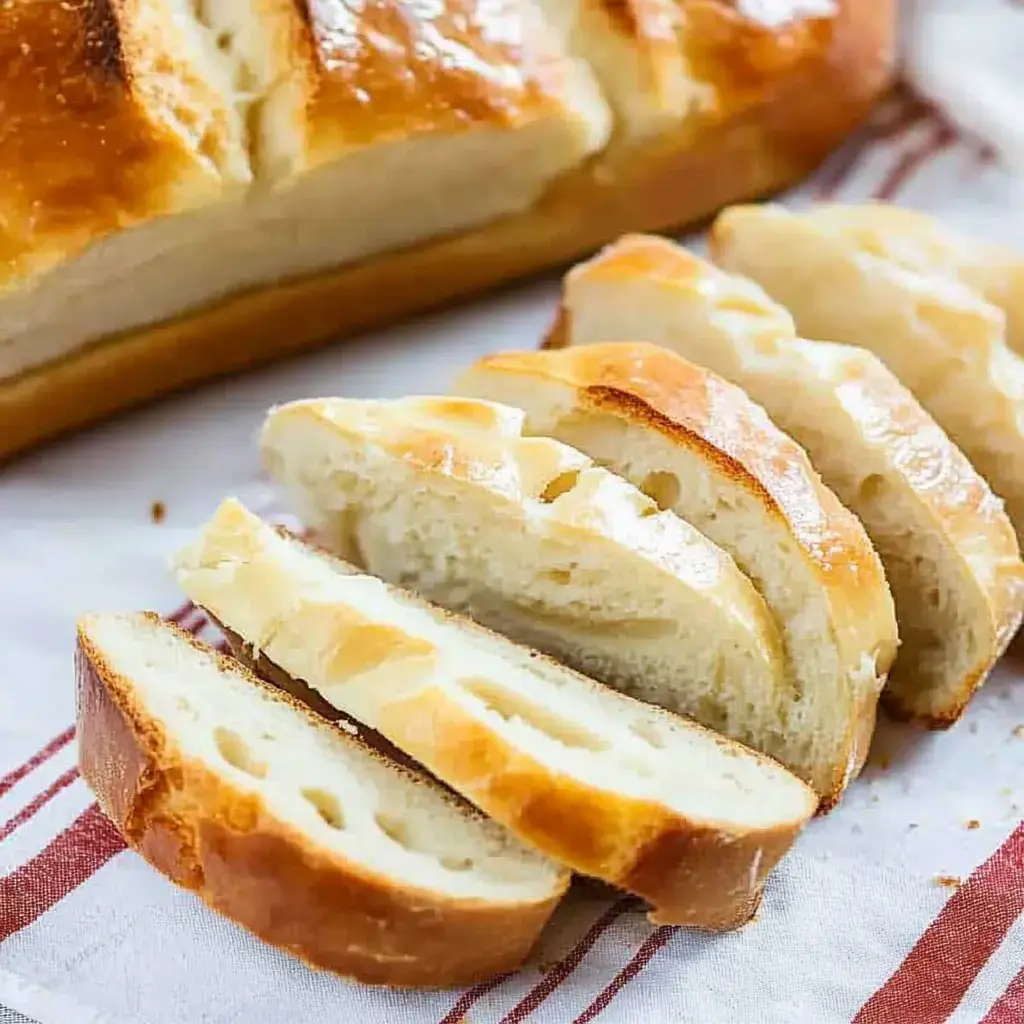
[0,0,867,292]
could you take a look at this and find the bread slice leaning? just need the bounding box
[75,611,567,987]
[546,234,1024,727]
[172,499,818,930]
[709,203,1024,546]
[257,395,800,780]
[455,342,899,804]
[780,203,1024,360]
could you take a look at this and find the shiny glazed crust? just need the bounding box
[0,0,895,462]
[74,613,566,987]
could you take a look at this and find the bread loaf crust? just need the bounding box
[75,614,566,988]
[0,0,893,463]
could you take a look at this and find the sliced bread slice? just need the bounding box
[171,499,818,930]
[783,203,1024,360]
[709,203,1024,545]
[76,611,567,987]
[455,342,899,803]
[257,395,801,784]
[545,233,1024,726]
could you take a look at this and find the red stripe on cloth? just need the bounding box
[166,600,197,624]
[437,972,516,1024]
[181,612,208,635]
[0,803,126,942]
[573,926,676,1024]
[814,101,932,200]
[872,121,958,201]
[980,965,1024,1024]
[0,766,80,842]
[0,726,76,799]
[854,822,1024,1024]
[497,898,635,1024]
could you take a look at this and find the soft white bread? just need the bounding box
[782,203,1024,359]
[255,395,820,787]
[75,611,567,987]
[1,0,609,389]
[455,342,899,803]
[547,235,1024,727]
[172,499,818,930]
[0,0,895,462]
[709,204,1024,546]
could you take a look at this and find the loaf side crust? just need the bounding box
[75,613,565,988]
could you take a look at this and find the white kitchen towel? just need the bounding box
[3,45,1024,1024]
[902,0,1024,175]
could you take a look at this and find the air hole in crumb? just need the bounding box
[260,730,277,741]
[461,677,611,753]
[628,720,667,749]
[441,856,475,872]
[376,813,413,849]
[859,474,885,503]
[641,471,681,511]
[302,787,345,830]
[927,588,941,608]
[215,31,233,51]
[543,568,573,585]
[213,727,267,778]
[175,696,192,713]
[539,470,581,503]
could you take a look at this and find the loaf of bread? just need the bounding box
[172,498,818,930]
[0,0,894,462]
[455,342,899,803]
[545,232,1024,726]
[75,611,568,987]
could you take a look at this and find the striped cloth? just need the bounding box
[3,44,1024,1024]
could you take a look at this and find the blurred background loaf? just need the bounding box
[0,0,895,461]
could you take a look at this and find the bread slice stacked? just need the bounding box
[75,199,1024,991]
[454,343,898,804]
[710,204,1024,545]
[257,389,895,806]
[171,497,817,931]
[76,611,568,987]
[543,226,1024,727]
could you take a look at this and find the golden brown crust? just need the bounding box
[75,613,564,988]
[0,0,894,464]
[0,0,246,290]
[301,0,573,159]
